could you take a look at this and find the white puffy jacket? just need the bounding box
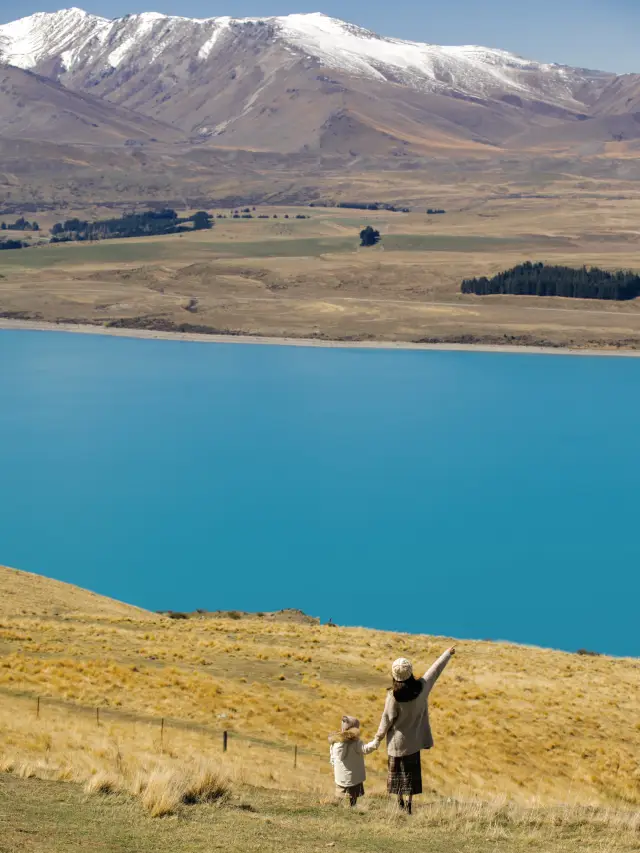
[329,728,377,787]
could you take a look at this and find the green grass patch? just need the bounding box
[206,237,359,257]
[0,232,571,271]
[0,236,360,268]
[3,774,635,853]
[0,240,182,269]
[382,234,525,251]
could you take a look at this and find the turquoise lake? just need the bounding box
[1,330,638,657]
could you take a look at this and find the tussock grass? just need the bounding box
[1,702,233,816]
[141,762,229,816]
[85,770,120,796]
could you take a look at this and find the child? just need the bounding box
[329,715,378,807]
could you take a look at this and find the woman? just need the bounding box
[373,646,455,814]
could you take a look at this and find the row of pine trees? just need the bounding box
[50,209,212,242]
[461,262,640,301]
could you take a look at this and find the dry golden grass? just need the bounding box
[0,691,322,815]
[139,762,230,817]
[0,563,639,825]
[1,697,639,851]
[0,564,154,621]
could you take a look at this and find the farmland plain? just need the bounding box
[3,197,640,349]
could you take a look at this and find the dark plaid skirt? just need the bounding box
[387,752,422,795]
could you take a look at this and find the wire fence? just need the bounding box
[1,685,391,786]
[1,686,325,769]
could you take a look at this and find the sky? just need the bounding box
[0,0,638,73]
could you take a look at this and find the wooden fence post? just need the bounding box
[293,745,298,769]
[223,730,228,752]
[36,697,40,719]
[96,707,100,726]
[160,718,164,752]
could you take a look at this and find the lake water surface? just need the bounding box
[1,330,638,657]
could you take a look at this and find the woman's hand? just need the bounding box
[448,646,456,656]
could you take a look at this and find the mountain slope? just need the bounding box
[0,62,184,143]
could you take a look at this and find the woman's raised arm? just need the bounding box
[423,646,455,694]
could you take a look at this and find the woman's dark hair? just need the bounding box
[390,675,423,702]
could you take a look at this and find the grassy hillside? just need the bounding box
[1,564,638,853]
[1,564,638,810]
[0,565,154,621]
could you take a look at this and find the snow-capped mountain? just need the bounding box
[0,8,612,110]
[3,8,640,209]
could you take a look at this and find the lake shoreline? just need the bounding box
[2,317,640,358]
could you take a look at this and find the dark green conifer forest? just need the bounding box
[461,262,640,301]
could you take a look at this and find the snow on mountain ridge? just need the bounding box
[0,7,607,105]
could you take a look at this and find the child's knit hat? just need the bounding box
[341,715,360,731]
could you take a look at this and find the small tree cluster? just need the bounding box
[0,238,25,250]
[1,218,39,231]
[338,202,410,212]
[360,226,381,247]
